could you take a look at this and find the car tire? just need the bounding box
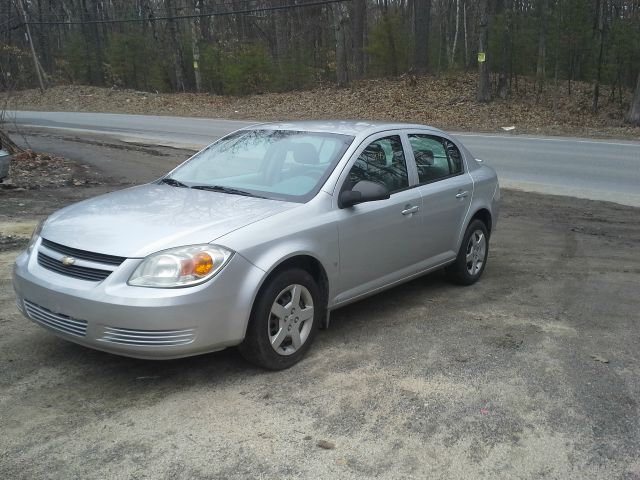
[239,268,322,370]
[446,219,490,286]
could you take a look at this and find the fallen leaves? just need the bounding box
[1,149,105,190]
[3,73,639,139]
[0,234,29,253]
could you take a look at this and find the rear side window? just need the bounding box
[408,135,464,184]
[445,140,464,175]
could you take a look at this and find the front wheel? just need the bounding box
[239,268,321,370]
[446,219,490,285]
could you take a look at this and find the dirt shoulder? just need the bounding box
[1,137,640,478]
[4,73,640,140]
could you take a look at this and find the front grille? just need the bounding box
[100,327,195,346]
[38,252,112,281]
[24,300,87,337]
[41,239,126,266]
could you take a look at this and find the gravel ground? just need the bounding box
[0,138,639,479]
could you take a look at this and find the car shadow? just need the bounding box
[325,269,451,336]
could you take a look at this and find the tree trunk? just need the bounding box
[553,0,562,113]
[332,3,349,87]
[477,0,491,103]
[535,0,548,94]
[414,0,432,73]
[191,0,202,93]
[82,0,104,85]
[463,0,468,69]
[449,0,460,67]
[625,71,640,125]
[385,12,399,76]
[351,0,366,78]
[36,0,51,72]
[592,0,605,112]
[199,0,210,42]
[18,0,46,92]
[274,9,288,72]
[497,0,511,99]
[165,0,186,91]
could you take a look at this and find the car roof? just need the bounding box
[244,120,447,138]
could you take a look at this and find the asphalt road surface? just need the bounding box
[5,110,640,207]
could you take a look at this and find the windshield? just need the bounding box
[167,129,354,202]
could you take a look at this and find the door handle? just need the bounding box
[456,191,469,199]
[402,205,419,216]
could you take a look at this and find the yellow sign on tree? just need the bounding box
[478,52,486,63]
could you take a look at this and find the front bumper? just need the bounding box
[12,240,265,359]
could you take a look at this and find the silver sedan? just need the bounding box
[13,121,500,369]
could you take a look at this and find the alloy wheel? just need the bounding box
[268,284,314,356]
[465,230,486,276]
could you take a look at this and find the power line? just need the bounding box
[8,0,350,28]
[9,0,258,22]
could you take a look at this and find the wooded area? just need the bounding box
[1,0,639,123]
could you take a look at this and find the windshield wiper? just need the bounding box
[191,185,265,198]
[159,177,189,188]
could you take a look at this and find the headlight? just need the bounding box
[128,244,233,288]
[26,219,45,255]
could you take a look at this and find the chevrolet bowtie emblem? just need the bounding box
[60,256,76,266]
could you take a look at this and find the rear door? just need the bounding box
[407,133,473,262]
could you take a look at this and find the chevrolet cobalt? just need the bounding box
[13,121,500,369]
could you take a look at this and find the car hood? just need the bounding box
[42,184,298,258]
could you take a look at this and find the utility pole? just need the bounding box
[16,0,45,93]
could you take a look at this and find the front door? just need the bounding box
[336,134,424,302]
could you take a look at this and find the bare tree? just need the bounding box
[351,0,366,78]
[332,2,349,87]
[592,0,606,112]
[1,94,23,154]
[626,71,640,125]
[448,0,460,67]
[16,0,45,92]
[414,0,432,73]
[477,0,491,102]
[0,127,22,154]
[274,7,288,68]
[497,0,512,99]
[165,0,186,91]
[1,0,639,101]
[190,0,202,92]
[535,0,549,94]
[463,0,469,69]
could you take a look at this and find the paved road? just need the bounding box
[5,111,640,206]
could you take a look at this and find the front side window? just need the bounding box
[345,135,409,193]
[409,134,464,184]
[169,129,353,202]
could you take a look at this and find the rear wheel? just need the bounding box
[446,219,489,285]
[239,268,321,370]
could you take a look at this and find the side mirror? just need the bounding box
[339,180,390,208]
